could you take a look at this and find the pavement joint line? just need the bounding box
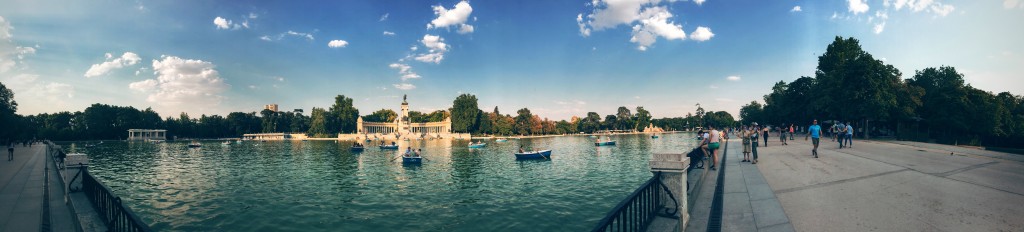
[774,169,911,195]
[759,221,790,230]
[934,161,1001,177]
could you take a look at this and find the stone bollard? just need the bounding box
[65,153,89,191]
[650,153,690,232]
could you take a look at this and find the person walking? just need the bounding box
[837,122,846,149]
[779,125,788,145]
[708,126,722,171]
[845,122,854,148]
[741,126,752,163]
[7,142,13,161]
[806,119,822,158]
[789,124,795,140]
[762,126,770,147]
[751,126,760,164]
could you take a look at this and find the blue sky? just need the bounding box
[1,0,1022,120]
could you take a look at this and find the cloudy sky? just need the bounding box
[1,0,1022,120]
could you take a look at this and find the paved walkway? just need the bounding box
[685,140,794,232]
[755,138,1024,231]
[0,144,78,231]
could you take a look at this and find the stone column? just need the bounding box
[650,153,690,231]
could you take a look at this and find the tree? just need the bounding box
[579,112,602,133]
[694,103,705,128]
[514,108,534,135]
[451,94,480,133]
[307,107,329,137]
[634,106,652,132]
[0,82,17,140]
[616,106,633,130]
[739,101,763,125]
[364,109,398,122]
[329,95,359,133]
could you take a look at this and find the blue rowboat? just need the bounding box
[468,143,487,148]
[595,141,616,146]
[495,139,508,142]
[515,150,552,160]
[350,146,365,152]
[379,145,399,150]
[652,135,659,138]
[402,156,422,164]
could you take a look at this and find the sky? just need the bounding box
[1,0,1022,121]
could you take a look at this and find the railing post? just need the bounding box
[650,153,690,231]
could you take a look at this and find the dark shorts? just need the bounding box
[812,138,820,146]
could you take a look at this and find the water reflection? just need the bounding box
[64,132,697,231]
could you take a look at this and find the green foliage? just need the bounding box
[307,107,330,137]
[451,94,480,133]
[578,112,602,133]
[739,101,764,125]
[514,108,533,135]
[634,106,652,132]
[0,82,17,141]
[329,95,359,133]
[364,109,398,122]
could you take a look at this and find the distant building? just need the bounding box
[357,95,452,137]
[264,104,279,112]
[128,129,167,140]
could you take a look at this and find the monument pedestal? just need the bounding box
[650,153,690,232]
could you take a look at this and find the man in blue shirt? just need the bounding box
[806,119,822,158]
[845,122,854,148]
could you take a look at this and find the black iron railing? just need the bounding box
[81,168,153,232]
[592,172,678,232]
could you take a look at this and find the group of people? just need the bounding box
[738,125,764,164]
[403,147,422,157]
[831,122,855,148]
[698,126,724,170]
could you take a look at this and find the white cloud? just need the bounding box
[129,55,229,116]
[393,83,416,90]
[580,0,707,50]
[389,63,422,81]
[831,11,840,19]
[726,75,741,81]
[286,30,314,40]
[383,31,396,36]
[848,0,870,14]
[214,17,232,29]
[576,14,591,36]
[427,1,474,34]
[873,21,886,34]
[791,6,802,12]
[1005,0,1023,9]
[249,12,259,19]
[259,35,272,41]
[84,52,142,78]
[328,40,349,48]
[694,0,706,5]
[931,3,954,17]
[689,26,714,42]
[1,74,75,111]
[414,34,449,63]
[1,16,32,73]
[379,13,389,22]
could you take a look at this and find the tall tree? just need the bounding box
[307,107,329,137]
[634,106,652,132]
[0,82,16,140]
[451,94,480,133]
[329,95,359,133]
[514,108,534,135]
[364,109,398,122]
[615,106,633,130]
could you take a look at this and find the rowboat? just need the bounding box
[221,141,232,146]
[468,143,487,148]
[351,146,365,152]
[379,145,399,150]
[495,139,508,142]
[402,156,422,164]
[595,141,616,146]
[515,150,552,160]
[188,141,202,148]
[651,135,659,139]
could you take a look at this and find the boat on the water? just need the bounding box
[651,135,659,138]
[495,138,508,142]
[402,156,422,164]
[595,141,617,146]
[188,141,202,148]
[514,150,552,160]
[351,146,365,152]
[379,144,399,150]
[468,142,487,148]
[221,141,232,146]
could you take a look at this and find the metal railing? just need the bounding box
[81,168,153,232]
[592,172,678,232]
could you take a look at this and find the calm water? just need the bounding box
[64,132,697,231]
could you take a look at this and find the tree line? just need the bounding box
[739,36,1024,148]
[1,81,735,141]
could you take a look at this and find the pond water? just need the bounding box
[65,132,697,231]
